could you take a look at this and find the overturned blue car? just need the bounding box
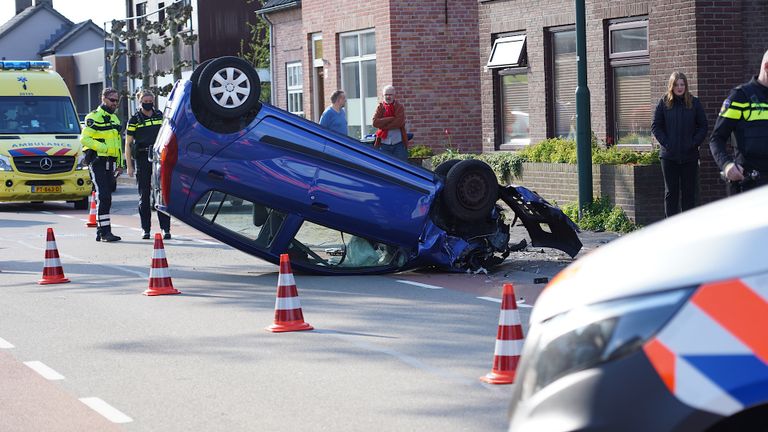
[152,57,581,275]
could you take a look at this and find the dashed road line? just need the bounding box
[477,296,533,308]
[23,361,65,380]
[58,214,74,219]
[396,280,444,290]
[79,397,133,424]
[0,337,14,348]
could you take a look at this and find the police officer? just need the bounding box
[710,50,768,195]
[80,88,122,242]
[125,90,171,240]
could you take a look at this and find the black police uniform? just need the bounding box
[80,105,122,242]
[709,77,768,195]
[126,108,170,236]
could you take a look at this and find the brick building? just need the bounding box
[480,0,767,204]
[260,0,765,204]
[258,0,483,150]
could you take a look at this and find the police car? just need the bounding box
[150,56,581,275]
[508,186,768,431]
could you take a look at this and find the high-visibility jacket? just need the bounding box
[80,105,122,166]
[709,77,768,173]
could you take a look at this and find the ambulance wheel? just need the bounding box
[74,197,88,210]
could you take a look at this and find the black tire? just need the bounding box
[197,57,261,119]
[73,197,88,210]
[433,159,461,179]
[442,159,499,221]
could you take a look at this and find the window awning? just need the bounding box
[487,35,527,69]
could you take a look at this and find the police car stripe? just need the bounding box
[692,279,768,364]
[674,356,743,416]
[656,301,751,355]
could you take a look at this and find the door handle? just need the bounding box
[208,170,225,181]
[311,202,329,212]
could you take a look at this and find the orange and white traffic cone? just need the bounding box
[480,283,524,384]
[85,191,97,228]
[38,227,70,285]
[143,233,180,296]
[266,254,313,332]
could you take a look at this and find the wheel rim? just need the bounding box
[456,172,489,210]
[209,67,251,109]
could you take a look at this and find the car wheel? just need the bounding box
[433,159,461,179]
[73,197,88,210]
[197,56,261,119]
[442,159,499,221]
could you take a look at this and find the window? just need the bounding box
[489,32,529,148]
[158,2,165,23]
[289,221,403,271]
[286,62,304,117]
[194,191,287,248]
[609,20,651,146]
[551,29,577,139]
[340,30,376,139]
[135,1,146,27]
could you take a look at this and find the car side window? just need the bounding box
[288,221,405,270]
[194,190,286,248]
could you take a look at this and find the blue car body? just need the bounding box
[152,60,580,275]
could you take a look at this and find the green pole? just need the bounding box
[575,0,592,215]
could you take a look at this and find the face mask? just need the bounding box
[142,102,154,111]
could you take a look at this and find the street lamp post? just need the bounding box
[575,0,593,216]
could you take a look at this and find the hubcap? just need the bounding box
[209,67,251,109]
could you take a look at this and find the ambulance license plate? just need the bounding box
[31,186,61,193]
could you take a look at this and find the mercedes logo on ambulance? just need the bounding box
[39,157,53,171]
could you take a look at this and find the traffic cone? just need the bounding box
[143,233,180,296]
[85,191,97,228]
[266,254,313,332]
[481,283,524,384]
[38,227,70,285]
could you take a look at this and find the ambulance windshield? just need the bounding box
[0,96,80,134]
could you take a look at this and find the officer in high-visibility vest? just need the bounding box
[710,50,768,195]
[125,89,171,240]
[80,88,122,242]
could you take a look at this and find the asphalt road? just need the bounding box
[0,182,616,431]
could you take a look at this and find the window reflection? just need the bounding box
[194,191,286,247]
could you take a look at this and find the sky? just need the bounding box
[0,0,127,30]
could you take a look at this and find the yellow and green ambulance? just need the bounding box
[0,60,91,209]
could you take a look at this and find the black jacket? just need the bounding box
[651,95,708,163]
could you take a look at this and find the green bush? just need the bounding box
[408,144,435,158]
[430,149,525,181]
[561,196,638,233]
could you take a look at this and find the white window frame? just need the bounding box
[286,62,304,117]
[340,29,376,139]
[487,35,527,69]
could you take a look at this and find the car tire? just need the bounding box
[442,159,499,221]
[197,56,261,119]
[73,197,88,210]
[433,159,461,179]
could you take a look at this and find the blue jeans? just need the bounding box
[379,141,408,161]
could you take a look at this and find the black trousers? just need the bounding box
[89,157,115,233]
[661,158,698,217]
[726,175,768,196]
[135,150,170,233]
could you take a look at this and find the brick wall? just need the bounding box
[388,0,482,151]
[267,8,303,111]
[514,162,664,225]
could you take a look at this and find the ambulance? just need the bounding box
[0,60,91,209]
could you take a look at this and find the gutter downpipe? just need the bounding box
[260,12,275,105]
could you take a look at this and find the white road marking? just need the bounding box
[41,211,54,215]
[16,240,149,279]
[58,214,74,219]
[23,361,65,380]
[0,337,14,348]
[79,397,133,424]
[476,296,533,308]
[396,280,444,290]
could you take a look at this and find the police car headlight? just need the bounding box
[517,288,692,401]
[0,155,12,171]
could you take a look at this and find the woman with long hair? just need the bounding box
[651,71,708,217]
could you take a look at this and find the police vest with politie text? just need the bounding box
[126,109,163,157]
[81,106,122,165]
[710,77,768,180]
